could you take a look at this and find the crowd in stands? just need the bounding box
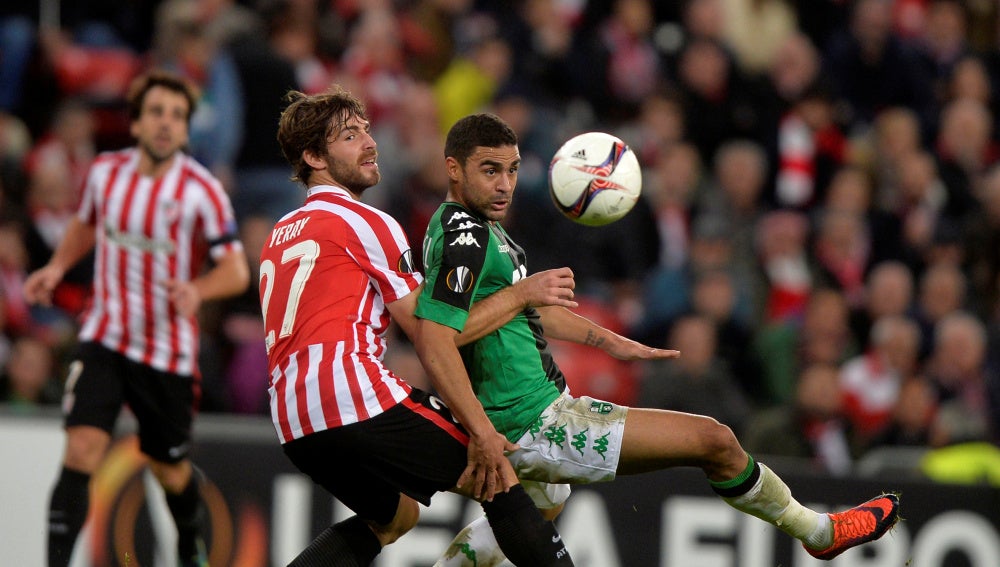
[1,0,1000,481]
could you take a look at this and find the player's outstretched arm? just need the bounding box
[458,267,578,346]
[536,305,680,361]
[23,217,96,306]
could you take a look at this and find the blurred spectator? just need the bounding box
[0,11,35,114]
[839,314,922,446]
[822,165,903,268]
[19,100,96,321]
[689,267,760,395]
[755,209,811,323]
[682,0,726,42]
[753,287,858,405]
[924,311,995,445]
[152,0,244,185]
[721,0,797,76]
[22,98,94,199]
[810,208,872,308]
[227,0,302,223]
[870,106,923,205]
[0,336,60,408]
[565,0,661,123]
[695,139,771,317]
[0,219,32,337]
[963,165,1000,319]
[366,80,442,210]
[766,32,821,112]
[638,211,730,345]
[869,375,938,448]
[934,97,998,217]
[885,150,955,272]
[434,14,512,131]
[744,362,857,475]
[215,215,272,415]
[821,0,935,132]
[913,261,967,357]
[849,260,915,347]
[637,313,753,434]
[486,0,579,105]
[621,88,686,166]
[268,2,337,95]
[673,36,772,164]
[774,81,848,209]
[914,0,971,102]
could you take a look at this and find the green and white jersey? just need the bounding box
[416,202,566,440]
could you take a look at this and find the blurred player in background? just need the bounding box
[415,113,900,566]
[23,70,250,567]
[264,86,578,566]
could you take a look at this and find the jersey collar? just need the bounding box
[306,184,353,201]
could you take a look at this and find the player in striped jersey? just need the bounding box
[24,71,249,567]
[266,87,577,566]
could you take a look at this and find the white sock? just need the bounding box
[722,463,832,549]
[433,515,508,567]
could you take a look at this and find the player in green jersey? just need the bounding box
[414,113,900,566]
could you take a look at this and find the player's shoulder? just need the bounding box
[435,203,486,234]
[178,154,224,192]
[90,148,133,172]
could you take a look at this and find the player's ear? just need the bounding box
[302,149,327,171]
[444,156,461,181]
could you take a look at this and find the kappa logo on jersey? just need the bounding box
[446,266,474,293]
[446,211,474,225]
[454,221,478,230]
[450,232,480,247]
[397,249,415,273]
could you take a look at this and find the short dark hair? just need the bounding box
[277,86,369,185]
[444,113,518,166]
[126,70,199,123]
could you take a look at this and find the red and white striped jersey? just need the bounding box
[76,148,242,376]
[260,185,422,443]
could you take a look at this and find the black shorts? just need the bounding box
[282,389,470,525]
[63,341,197,463]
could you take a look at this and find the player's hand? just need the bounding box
[23,265,66,306]
[163,279,202,317]
[514,267,578,309]
[606,335,680,361]
[459,432,520,502]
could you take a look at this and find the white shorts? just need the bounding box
[508,391,628,510]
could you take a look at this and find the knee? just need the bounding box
[63,427,111,473]
[540,504,564,522]
[696,418,744,465]
[148,460,193,494]
[371,496,420,546]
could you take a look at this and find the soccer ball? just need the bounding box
[548,131,642,226]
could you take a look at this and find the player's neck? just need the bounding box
[137,150,177,179]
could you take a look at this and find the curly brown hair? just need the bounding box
[276,86,369,186]
[125,69,200,123]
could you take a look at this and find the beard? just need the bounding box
[138,138,180,167]
[327,155,380,194]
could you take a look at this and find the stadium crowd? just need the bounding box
[1,0,999,480]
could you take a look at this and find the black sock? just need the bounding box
[48,467,91,567]
[481,484,574,566]
[288,516,382,567]
[165,469,205,560]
